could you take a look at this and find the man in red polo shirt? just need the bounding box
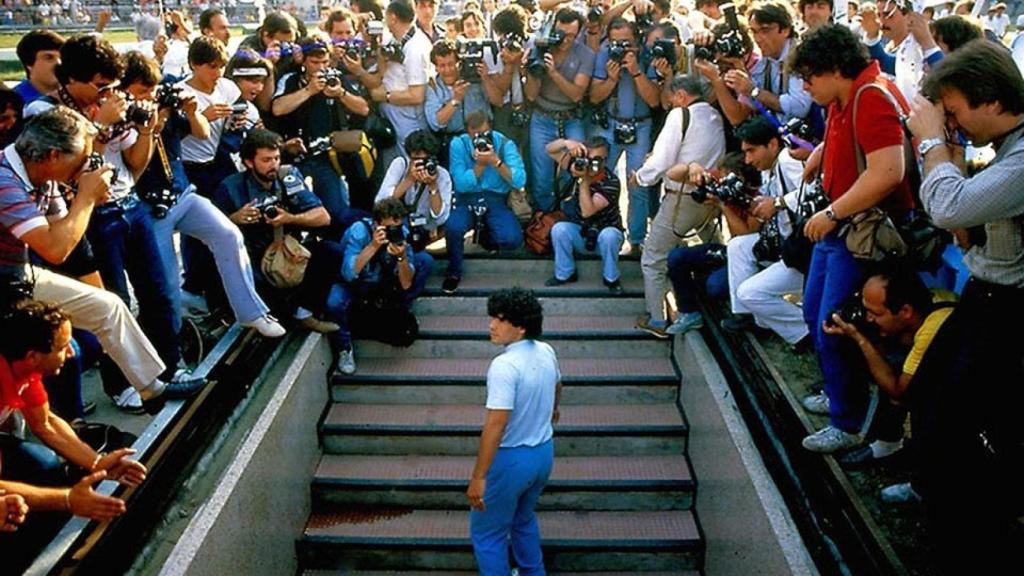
[789,24,915,454]
[1,301,145,572]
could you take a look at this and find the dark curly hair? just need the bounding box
[373,197,408,222]
[405,129,439,156]
[240,128,283,161]
[488,287,543,339]
[0,300,70,361]
[56,34,125,85]
[790,23,870,81]
[735,116,781,147]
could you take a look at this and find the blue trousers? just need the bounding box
[529,114,585,211]
[550,221,623,282]
[42,329,101,421]
[324,251,433,351]
[598,119,658,245]
[87,198,180,381]
[300,154,351,230]
[445,193,524,278]
[470,440,554,576]
[666,244,729,314]
[803,234,866,432]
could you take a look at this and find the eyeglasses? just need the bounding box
[90,80,119,95]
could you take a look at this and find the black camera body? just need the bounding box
[592,108,610,130]
[781,117,817,149]
[797,178,830,219]
[155,84,184,109]
[380,42,405,64]
[583,223,600,251]
[294,136,333,163]
[526,27,566,77]
[608,40,630,64]
[472,131,494,153]
[459,40,498,83]
[385,223,406,244]
[690,173,752,208]
[613,120,637,145]
[84,152,119,183]
[319,68,345,88]
[694,0,746,61]
[511,106,530,127]
[408,213,429,251]
[415,157,439,176]
[827,294,872,332]
[572,155,604,174]
[501,33,525,53]
[253,195,281,219]
[338,38,373,64]
[139,187,178,219]
[587,5,604,24]
[651,39,677,68]
[125,98,153,127]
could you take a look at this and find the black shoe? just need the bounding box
[837,444,904,469]
[544,272,578,287]
[720,314,755,333]
[160,375,208,400]
[790,335,814,354]
[603,278,624,295]
[442,275,460,294]
[81,401,97,416]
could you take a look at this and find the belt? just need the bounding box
[609,113,652,123]
[533,104,578,121]
[94,194,139,215]
[182,160,216,169]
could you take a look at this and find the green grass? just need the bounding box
[1,59,22,82]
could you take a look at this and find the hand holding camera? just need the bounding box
[907,94,947,142]
[452,80,470,103]
[96,92,128,127]
[76,162,114,206]
[202,103,233,122]
[723,69,755,97]
[371,225,389,250]
[605,59,622,81]
[749,196,779,220]
[306,72,328,95]
[543,52,557,75]
[264,204,293,228]
[622,50,641,77]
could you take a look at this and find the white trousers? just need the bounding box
[727,234,808,345]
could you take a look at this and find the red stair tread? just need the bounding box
[418,315,643,334]
[351,357,676,379]
[325,403,684,428]
[305,509,699,543]
[317,455,691,483]
[427,274,643,292]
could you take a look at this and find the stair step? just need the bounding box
[332,380,678,406]
[303,572,699,576]
[416,315,653,339]
[413,296,646,316]
[298,509,703,572]
[312,455,695,511]
[352,339,668,359]
[321,403,688,456]
[423,273,643,297]
[429,258,642,278]
[335,357,678,384]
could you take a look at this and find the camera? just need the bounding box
[408,213,429,251]
[705,244,728,268]
[319,68,344,88]
[608,40,630,64]
[385,223,406,244]
[84,152,119,182]
[583,224,599,251]
[139,187,177,219]
[155,83,184,109]
[511,105,530,127]
[415,156,439,176]
[591,108,610,130]
[468,197,489,243]
[587,5,604,24]
[253,195,281,219]
[689,173,752,208]
[796,178,830,219]
[231,102,249,115]
[826,294,871,332]
[459,39,498,83]
[613,120,637,145]
[366,20,385,40]
[337,38,373,64]
[380,41,405,63]
[278,41,299,59]
[472,131,493,153]
[526,22,566,77]
[164,20,178,38]
[572,155,604,174]
[634,12,655,34]
[781,117,817,149]
[501,33,525,53]
[293,135,333,164]
[693,1,746,61]
[125,98,153,126]
[651,39,677,68]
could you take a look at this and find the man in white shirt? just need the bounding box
[632,76,726,337]
[374,129,452,244]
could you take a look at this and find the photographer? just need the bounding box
[692,19,758,128]
[905,40,1024,571]
[0,108,202,410]
[25,35,201,397]
[443,111,525,293]
[590,17,666,249]
[199,7,232,45]
[544,136,625,294]
[790,25,915,454]
[375,129,452,245]
[633,76,726,338]
[325,197,433,375]
[425,39,492,164]
[219,50,271,169]
[524,7,595,212]
[486,4,530,151]
[239,10,303,79]
[125,52,284,340]
[212,129,342,335]
[272,33,371,227]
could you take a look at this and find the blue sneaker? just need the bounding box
[666,311,704,335]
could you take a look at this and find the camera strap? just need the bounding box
[153,133,174,184]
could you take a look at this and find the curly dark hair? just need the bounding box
[0,300,70,361]
[405,129,440,156]
[735,116,781,147]
[488,287,543,339]
[790,23,870,81]
[240,128,283,161]
[56,34,125,85]
[373,197,408,222]
[431,38,459,63]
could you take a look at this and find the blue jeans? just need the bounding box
[803,234,866,432]
[667,244,729,314]
[42,329,101,420]
[152,189,269,332]
[445,193,524,278]
[300,154,350,230]
[551,221,623,282]
[87,198,180,381]
[324,251,433,351]
[529,114,585,211]
[599,119,657,245]
[0,434,64,487]
[470,440,554,576]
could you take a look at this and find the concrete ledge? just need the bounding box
[157,333,330,576]
[675,332,818,576]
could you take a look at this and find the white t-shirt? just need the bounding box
[381,27,433,142]
[485,339,560,448]
[178,77,241,163]
[162,38,191,79]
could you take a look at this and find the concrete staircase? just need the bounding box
[296,254,705,574]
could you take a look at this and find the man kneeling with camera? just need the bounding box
[375,129,453,251]
[544,136,625,294]
[326,198,433,375]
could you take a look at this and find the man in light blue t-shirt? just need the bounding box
[467,287,560,576]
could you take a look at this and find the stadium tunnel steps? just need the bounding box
[297,253,704,573]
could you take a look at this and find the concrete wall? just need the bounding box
[157,333,331,576]
[675,332,819,576]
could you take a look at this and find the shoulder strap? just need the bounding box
[679,106,691,146]
[851,83,918,179]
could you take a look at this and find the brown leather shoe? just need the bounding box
[299,316,340,333]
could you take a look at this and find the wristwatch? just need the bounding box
[825,204,838,222]
[449,98,460,107]
[918,137,945,157]
[385,90,392,103]
[750,86,761,99]
[772,196,785,211]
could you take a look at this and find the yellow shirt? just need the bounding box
[903,290,957,377]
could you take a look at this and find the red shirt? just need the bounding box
[822,61,915,211]
[0,356,48,426]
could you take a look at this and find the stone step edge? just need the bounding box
[320,424,688,436]
[332,373,679,384]
[312,477,695,491]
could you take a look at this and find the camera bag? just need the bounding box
[260,182,311,289]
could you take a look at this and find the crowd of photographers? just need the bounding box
[0,0,1022,571]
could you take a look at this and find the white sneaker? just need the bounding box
[802,425,862,453]
[181,290,209,317]
[110,388,145,414]
[802,392,831,415]
[335,349,356,375]
[881,482,923,504]
[242,315,286,338]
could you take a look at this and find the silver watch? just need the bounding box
[917,137,945,157]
